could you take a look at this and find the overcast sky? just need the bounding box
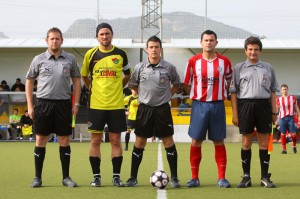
[0,0,299,39]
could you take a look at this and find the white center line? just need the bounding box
[157,143,167,199]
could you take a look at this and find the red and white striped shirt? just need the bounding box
[276,95,297,118]
[183,53,232,102]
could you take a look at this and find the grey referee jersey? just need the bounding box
[26,50,81,100]
[129,59,181,107]
[229,60,279,99]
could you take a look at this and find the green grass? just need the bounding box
[0,141,299,199]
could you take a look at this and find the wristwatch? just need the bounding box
[74,103,80,107]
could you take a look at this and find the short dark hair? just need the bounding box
[281,84,288,89]
[244,36,262,51]
[201,30,217,41]
[146,36,162,48]
[1,80,7,84]
[46,27,63,39]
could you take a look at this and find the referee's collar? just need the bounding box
[245,59,263,68]
[145,58,164,68]
[45,49,67,60]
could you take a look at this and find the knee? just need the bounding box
[90,135,102,146]
[58,136,70,146]
[35,136,48,147]
[242,144,252,150]
[257,134,269,149]
[242,140,252,150]
[191,139,202,147]
[258,139,269,149]
[213,140,224,146]
[134,136,147,148]
[162,136,175,148]
[109,133,121,145]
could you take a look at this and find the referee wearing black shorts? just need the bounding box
[230,36,279,188]
[125,36,182,188]
[26,27,81,188]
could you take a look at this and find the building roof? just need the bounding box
[1,38,300,49]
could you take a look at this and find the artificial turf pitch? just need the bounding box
[0,141,299,199]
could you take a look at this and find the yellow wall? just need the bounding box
[172,99,233,125]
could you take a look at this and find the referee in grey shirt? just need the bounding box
[230,36,279,188]
[125,36,181,188]
[26,27,81,188]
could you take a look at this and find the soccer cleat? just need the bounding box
[186,178,200,188]
[113,177,125,187]
[31,177,42,188]
[62,177,78,187]
[125,177,138,187]
[261,173,275,188]
[170,177,181,188]
[124,146,128,151]
[90,177,101,187]
[281,150,287,154]
[293,147,297,154]
[217,178,231,188]
[237,174,252,188]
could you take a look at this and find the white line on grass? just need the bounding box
[157,143,167,199]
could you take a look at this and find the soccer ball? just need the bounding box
[150,170,169,189]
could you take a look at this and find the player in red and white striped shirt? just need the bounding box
[183,52,232,102]
[276,84,300,154]
[183,30,232,188]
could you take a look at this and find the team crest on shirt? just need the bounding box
[160,77,166,84]
[63,67,70,73]
[262,77,267,84]
[217,66,223,72]
[62,66,70,76]
[112,58,119,64]
[230,80,234,88]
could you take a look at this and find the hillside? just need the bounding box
[0,12,256,39]
[64,12,256,39]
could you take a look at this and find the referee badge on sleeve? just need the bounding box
[230,80,234,88]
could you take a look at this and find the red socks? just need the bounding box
[190,145,201,179]
[215,145,227,180]
[190,145,227,180]
[292,134,297,147]
[281,134,287,150]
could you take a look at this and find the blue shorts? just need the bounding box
[188,100,226,141]
[279,116,297,134]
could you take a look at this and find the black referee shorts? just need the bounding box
[238,99,272,134]
[34,98,72,136]
[134,103,174,138]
